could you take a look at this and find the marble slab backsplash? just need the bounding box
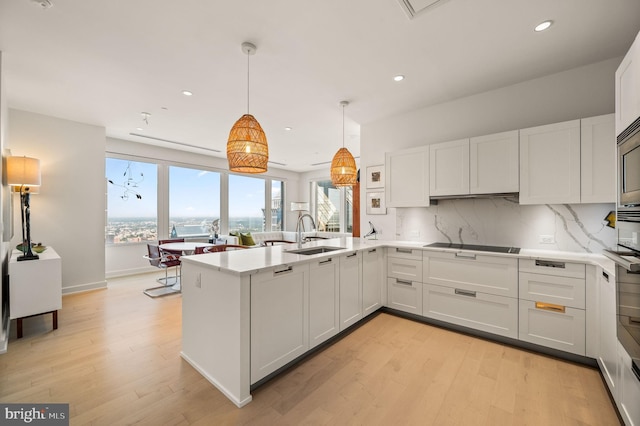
[395,198,616,254]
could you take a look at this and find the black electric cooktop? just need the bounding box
[424,242,521,254]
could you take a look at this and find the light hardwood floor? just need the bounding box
[1,273,621,425]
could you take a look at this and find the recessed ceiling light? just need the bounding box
[534,20,553,32]
[136,127,144,131]
[285,127,292,131]
[393,75,405,82]
[182,90,193,96]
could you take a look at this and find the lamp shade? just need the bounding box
[227,114,269,173]
[290,201,309,212]
[6,156,41,187]
[330,147,357,187]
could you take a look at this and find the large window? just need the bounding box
[169,166,220,238]
[270,180,284,231]
[106,156,286,244]
[228,174,266,233]
[106,158,158,244]
[312,180,352,233]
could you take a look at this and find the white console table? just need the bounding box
[9,247,62,338]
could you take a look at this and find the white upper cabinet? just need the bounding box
[615,30,640,136]
[470,130,519,194]
[581,114,616,203]
[429,138,469,196]
[385,146,430,207]
[519,120,581,205]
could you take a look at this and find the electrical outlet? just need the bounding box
[409,230,420,238]
[539,235,555,244]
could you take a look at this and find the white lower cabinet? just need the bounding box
[339,251,362,330]
[423,251,518,298]
[251,264,309,383]
[309,257,339,349]
[598,269,618,397]
[518,299,586,355]
[518,258,587,356]
[386,247,423,315]
[362,247,383,317]
[387,277,423,315]
[423,283,518,339]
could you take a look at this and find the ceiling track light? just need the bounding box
[31,0,53,9]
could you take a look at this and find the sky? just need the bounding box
[106,158,279,219]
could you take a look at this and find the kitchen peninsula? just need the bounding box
[179,237,620,409]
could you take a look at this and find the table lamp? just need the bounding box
[290,202,309,232]
[7,156,41,261]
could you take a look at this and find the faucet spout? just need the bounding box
[297,213,316,249]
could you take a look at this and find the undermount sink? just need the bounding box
[286,246,345,255]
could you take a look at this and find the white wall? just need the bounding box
[7,109,107,293]
[359,57,621,252]
[105,137,302,277]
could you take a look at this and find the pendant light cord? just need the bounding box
[342,103,345,148]
[247,51,250,114]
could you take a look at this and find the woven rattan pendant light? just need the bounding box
[330,101,357,186]
[227,42,268,173]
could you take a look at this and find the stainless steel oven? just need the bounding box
[618,116,640,209]
[605,114,640,382]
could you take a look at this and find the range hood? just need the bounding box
[430,192,519,201]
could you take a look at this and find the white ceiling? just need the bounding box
[1,0,639,172]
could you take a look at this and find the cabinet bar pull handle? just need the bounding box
[395,279,413,286]
[602,271,609,282]
[319,258,333,265]
[535,260,565,269]
[629,317,640,325]
[396,248,412,254]
[347,252,358,258]
[274,266,293,275]
[535,301,566,313]
[454,289,476,297]
[455,253,476,260]
[368,249,377,253]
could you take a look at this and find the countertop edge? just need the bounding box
[179,238,618,277]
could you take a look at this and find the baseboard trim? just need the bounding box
[62,280,107,295]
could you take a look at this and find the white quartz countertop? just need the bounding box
[179,237,617,277]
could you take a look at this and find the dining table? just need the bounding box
[159,242,215,255]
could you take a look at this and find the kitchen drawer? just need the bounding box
[519,272,585,309]
[518,299,585,356]
[422,283,518,339]
[423,251,518,298]
[388,256,423,282]
[387,247,423,261]
[519,258,585,279]
[387,277,423,315]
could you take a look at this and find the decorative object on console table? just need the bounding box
[366,164,384,189]
[9,247,62,338]
[6,156,41,261]
[366,191,386,215]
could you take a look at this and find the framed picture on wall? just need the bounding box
[366,191,386,215]
[366,165,384,189]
